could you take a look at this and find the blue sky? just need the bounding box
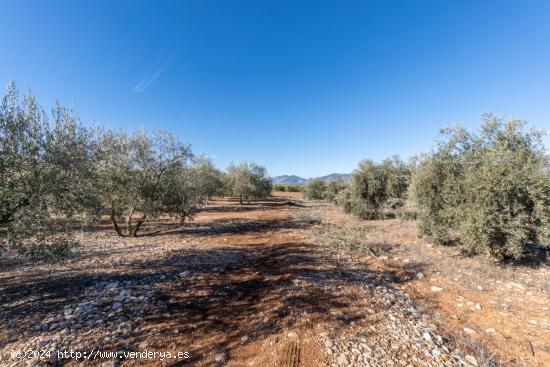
[1,0,549,177]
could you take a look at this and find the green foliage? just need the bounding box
[396,189,418,220]
[412,152,464,244]
[96,128,195,236]
[335,188,353,214]
[273,184,303,192]
[227,162,272,204]
[0,82,95,257]
[250,163,273,199]
[191,156,227,202]
[412,116,550,259]
[322,180,347,202]
[349,160,389,219]
[324,157,412,219]
[0,81,235,255]
[273,184,287,192]
[381,155,411,200]
[286,184,302,192]
[303,179,327,200]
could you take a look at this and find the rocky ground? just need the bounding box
[0,194,508,366]
[297,198,549,367]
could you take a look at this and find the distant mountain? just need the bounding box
[272,173,351,185]
[318,173,352,182]
[272,175,308,185]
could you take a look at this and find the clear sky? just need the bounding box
[1,0,549,177]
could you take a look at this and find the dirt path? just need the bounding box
[1,195,488,366]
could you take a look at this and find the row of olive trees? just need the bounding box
[303,156,411,220]
[303,179,347,201]
[273,184,302,192]
[308,115,549,260]
[0,82,271,258]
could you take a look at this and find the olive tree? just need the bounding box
[227,162,252,204]
[322,180,347,202]
[412,116,550,259]
[249,163,273,200]
[1,83,47,245]
[327,157,412,219]
[459,117,549,258]
[335,187,353,214]
[97,129,195,237]
[0,82,98,257]
[191,156,227,204]
[273,184,287,192]
[303,179,327,200]
[411,151,464,244]
[381,155,410,201]
[349,160,389,219]
[227,162,272,204]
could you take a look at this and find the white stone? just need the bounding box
[214,352,226,362]
[465,354,478,366]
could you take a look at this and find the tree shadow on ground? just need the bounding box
[503,243,550,267]
[197,200,304,214]
[0,192,430,366]
[127,241,387,367]
[139,217,321,238]
[0,237,422,366]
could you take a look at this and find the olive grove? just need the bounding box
[0,83,256,258]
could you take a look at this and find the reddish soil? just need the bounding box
[2,193,547,366]
[306,196,550,367]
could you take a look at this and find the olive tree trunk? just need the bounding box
[110,209,123,237]
[130,213,147,237]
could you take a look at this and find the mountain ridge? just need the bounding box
[272,173,351,185]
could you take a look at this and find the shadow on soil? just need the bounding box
[0,196,429,366]
[197,199,304,214]
[0,239,423,366]
[142,217,321,238]
[125,240,418,367]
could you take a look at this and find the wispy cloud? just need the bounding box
[132,50,178,93]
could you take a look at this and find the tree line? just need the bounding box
[302,115,549,260]
[2,81,549,261]
[0,82,272,258]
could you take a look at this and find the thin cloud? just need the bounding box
[132,50,178,93]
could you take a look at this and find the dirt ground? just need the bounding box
[297,195,550,367]
[1,193,547,366]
